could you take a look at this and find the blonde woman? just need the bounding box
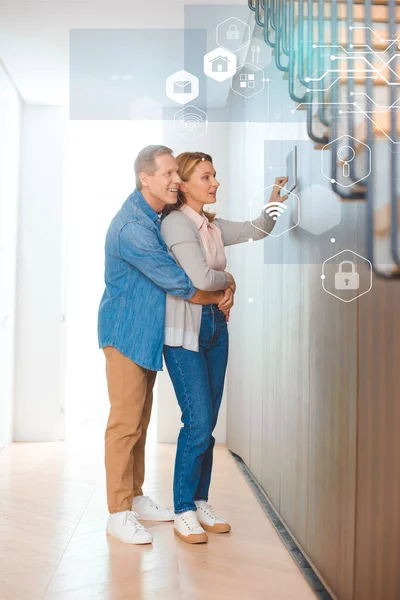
[161,152,288,544]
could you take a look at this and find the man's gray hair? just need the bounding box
[134,145,173,190]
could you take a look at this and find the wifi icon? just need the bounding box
[180,113,204,131]
[175,105,208,141]
[264,201,287,221]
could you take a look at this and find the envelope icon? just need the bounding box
[174,80,192,94]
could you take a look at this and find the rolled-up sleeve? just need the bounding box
[118,221,196,300]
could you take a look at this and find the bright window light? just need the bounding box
[64,120,162,440]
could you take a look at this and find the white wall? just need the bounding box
[64,120,163,436]
[13,106,67,441]
[0,64,21,449]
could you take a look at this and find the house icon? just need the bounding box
[210,56,230,73]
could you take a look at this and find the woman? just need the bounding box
[161,152,288,544]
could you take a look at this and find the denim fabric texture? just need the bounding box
[164,304,229,514]
[98,190,196,371]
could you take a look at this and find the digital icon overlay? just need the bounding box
[334,261,360,290]
[204,48,237,82]
[174,105,208,141]
[231,63,265,98]
[166,70,199,105]
[264,202,288,221]
[216,17,251,53]
[321,249,372,302]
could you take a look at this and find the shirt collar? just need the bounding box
[181,204,209,230]
[132,189,161,223]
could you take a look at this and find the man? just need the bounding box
[98,145,235,545]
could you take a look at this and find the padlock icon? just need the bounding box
[334,260,360,290]
[227,24,240,41]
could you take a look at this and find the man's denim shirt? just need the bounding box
[98,190,196,371]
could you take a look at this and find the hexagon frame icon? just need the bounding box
[321,249,372,303]
[297,183,342,235]
[231,62,265,98]
[216,17,251,52]
[249,185,300,238]
[321,135,371,188]
[204,48,237,83]
[174,105,208,141]
[166,70,199,106]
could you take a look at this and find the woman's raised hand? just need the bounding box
[269,176,289,204]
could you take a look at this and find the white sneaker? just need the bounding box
[174,510,208,544]
[107,510,153,544]
[195,501,231,533]
[132,495,174,522]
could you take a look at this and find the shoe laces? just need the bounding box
[182,513,202,532]
[123,510,146,532]
[198,502,222,521]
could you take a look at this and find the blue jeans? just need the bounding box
[163,305,229,514]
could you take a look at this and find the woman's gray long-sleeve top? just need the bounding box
[160,208,275,351]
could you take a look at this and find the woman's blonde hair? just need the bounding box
[164,151,216,222]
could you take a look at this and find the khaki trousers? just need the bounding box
[103,346,157,513]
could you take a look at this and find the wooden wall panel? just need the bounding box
[306,262,357,600]
[224,121,400,599]
[228,205,358,600]
[226,244,251,464]
[260,262,284,509]
[247,240,268,485]
[355,276,400,600]
[279,262,310,547]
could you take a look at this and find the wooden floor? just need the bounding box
[0,426,316,600]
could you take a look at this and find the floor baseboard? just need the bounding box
[230,451,333,600]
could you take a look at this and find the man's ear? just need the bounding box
[139,171,149,188]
